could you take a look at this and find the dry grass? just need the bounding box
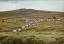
[0,31,64,44]
[0,9,64,44]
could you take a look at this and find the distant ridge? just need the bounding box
[0,8,64,17]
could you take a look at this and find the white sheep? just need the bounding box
[12,29,17,32]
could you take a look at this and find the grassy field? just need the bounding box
[0,16,64,44]
[0,31,64,44]
[0,16,64,31]
[0,9,64,44]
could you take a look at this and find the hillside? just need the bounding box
[0,8,64,17]
[0,9,64,44]
[0,9,64,32]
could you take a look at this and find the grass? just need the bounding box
[0,16,64,44]
[0,31,64,44]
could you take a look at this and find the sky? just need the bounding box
[0,0,64,12]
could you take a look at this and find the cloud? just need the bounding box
[0,0,64,12]
[0,1,64,12]
[0,0,64,1]
[0,0,23,1]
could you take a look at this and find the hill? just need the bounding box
[0,9,64,44]
[0,8,64,32]
[0,8,64,17]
